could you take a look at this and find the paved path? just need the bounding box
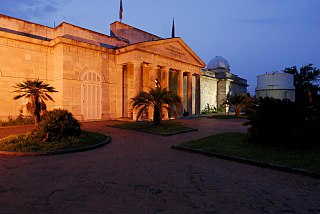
[0,125,35,139]
[0,118,320,213]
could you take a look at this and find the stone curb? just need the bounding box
[171,145,320,179]
[107,125,198,136]
[0,136,111,156]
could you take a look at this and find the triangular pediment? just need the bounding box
[139,38,205,67]
[117,38,205,68]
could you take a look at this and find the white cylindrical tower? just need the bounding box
[255,72,295,101]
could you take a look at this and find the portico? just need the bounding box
[115,38,205,120]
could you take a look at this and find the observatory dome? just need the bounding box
[207,56,230,70]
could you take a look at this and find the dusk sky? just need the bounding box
[1,0,319,93]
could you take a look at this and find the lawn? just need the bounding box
[0,131,109,153]
[179,132,320,174]
[0,117,34,127]
[111,120,197,136]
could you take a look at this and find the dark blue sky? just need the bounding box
[1,0,319,93]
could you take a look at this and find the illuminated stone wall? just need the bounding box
[0,14,205,121]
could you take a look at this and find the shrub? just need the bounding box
[201,103,217,114]
[305,102,320,141]
[222,93,252,116]
[37,109,81,142]
[0,116,34,127]
[244,97,306,147]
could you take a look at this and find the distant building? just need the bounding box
[255,72,295,101]
[200,56,248,112]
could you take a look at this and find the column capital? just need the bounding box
[157,65,169,71]
[142,62,153,67]
[131,61,143,66]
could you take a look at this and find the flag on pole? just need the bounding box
[119,0,123,22]
[171,18,175,38]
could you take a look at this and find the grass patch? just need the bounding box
[208,115,246,119]
[180,132,320,173]
[0,131,108,152]
[111,120,196,135]
[0,117,34,127]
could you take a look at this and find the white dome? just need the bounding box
[207,56,230,70]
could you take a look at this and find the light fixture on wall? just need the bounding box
[155,79,161,88]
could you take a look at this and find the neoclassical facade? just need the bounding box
[0,14,205,121]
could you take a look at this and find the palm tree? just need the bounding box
[223,93,251,117]
[132,87,182,125]
[13,79,58,124]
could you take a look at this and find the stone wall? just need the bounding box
[110,21,161,44]
[0,14,128,48]
[217,80,231,112]
[230,82,247,95]
[0,31,56,120]
[0,28,119,121]
[200,76,217,112]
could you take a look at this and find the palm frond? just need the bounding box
[12,79,58,124]
[131,86,182,123]
[13,94,26,100]
[136,106,148,121]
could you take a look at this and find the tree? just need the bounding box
[283,64,320,105]
[13,79,58,124]
[244,97,306,147]
[223,93,251,117]
[131,87,182,125]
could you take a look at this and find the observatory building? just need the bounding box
[200,56,248,112]
[255,72,295,101]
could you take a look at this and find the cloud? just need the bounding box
[0,0,64,26]
[43,5,58,13]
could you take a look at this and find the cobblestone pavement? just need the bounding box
[0,118,320,213]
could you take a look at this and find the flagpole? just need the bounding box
[119,0,123,22]
[171,17,175,38]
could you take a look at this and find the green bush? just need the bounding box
[201,103,217,114]
[244,97,306,147]
[37,109,81,142]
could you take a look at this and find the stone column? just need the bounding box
[132,62,142,120]
[195,74,201,115]
[134,62,143,93]
[161,67,169,119]
[187,72,192,115]
[177,70,184,117]
[161,67,169,90]
[148,64,156,89]
[142,63,150,92]
[148,64,155,120]
[120,64,127,118]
